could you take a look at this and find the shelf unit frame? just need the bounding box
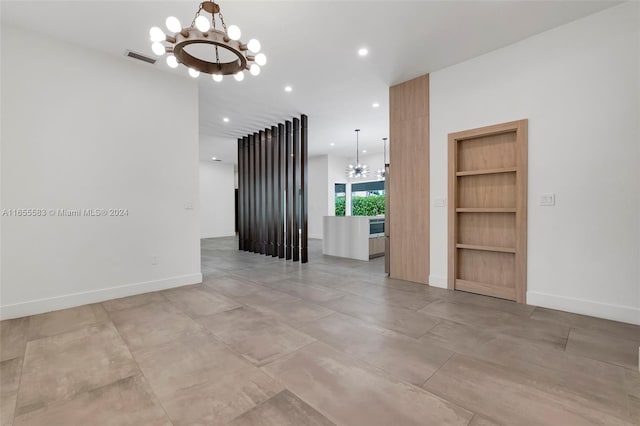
[448,119,528,303]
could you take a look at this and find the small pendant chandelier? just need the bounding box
[346,129,369,179]
[148,1,266,81]
[376,137,388,180]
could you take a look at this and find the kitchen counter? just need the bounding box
[322,216,385,261]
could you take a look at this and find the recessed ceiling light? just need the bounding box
[211,157,217,160]
[223,117,229,122]
[358,48,368,56]
[372,102,380,108]
[284,86,292,92]
[362,150,367,153]
[330,143,335,146]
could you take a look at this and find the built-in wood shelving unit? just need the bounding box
[448,120,528,303]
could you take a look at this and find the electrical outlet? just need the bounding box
[152,256,159,265]
[540,193,555,206]
[184,202,194,210]
[433,197,447,207]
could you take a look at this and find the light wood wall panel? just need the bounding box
[389,74,430,284]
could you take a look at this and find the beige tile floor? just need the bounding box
[1,237,639,425]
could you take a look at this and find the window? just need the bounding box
[334,183,346,216]
[351,180,385,216]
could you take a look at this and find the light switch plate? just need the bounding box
[433,197,447,207]
[540,193,555,206]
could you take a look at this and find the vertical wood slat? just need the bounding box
[277,123,285,258]
[259,131,266,254]
[271,125,278,257]
[253,133,260,253]
[265,129,273,256]
[300,115,308,263]
[292,117,300,262]
[285,120,293,260]
[244,137,250,251]
[237,138,243,250]
[248,134,255,252]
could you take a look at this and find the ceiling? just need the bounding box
[1,1,618,164]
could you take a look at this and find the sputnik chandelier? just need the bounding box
[149,1,266,81]
[376,137,388,180]
[346,129,369,179]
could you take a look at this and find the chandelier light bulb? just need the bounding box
[149,27,165,42]
[195,16,210,32]
[166,16,182,33]
[247,39,261,53]
[249,64,260,76]
[227,25,241,41]
[255,53,267,66]
[212,74,223,82]
[151,42,166,56]
[188,68,200,78]
[166,55,178,68]
[234,71,245,81]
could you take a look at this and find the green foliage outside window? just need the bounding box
[335,197,346,216]
[352,194,385,216]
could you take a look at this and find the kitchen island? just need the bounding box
[322,216,385,261]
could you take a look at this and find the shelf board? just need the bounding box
[456,208,516,213]
[456,244,516,253]
[456,167,517,177]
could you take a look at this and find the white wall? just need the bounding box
[308,155,329,239]
[328,155,348,216]
[429,2,639,324]
[1,25,201,319]
[200,161,236,238]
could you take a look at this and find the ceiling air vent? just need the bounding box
[124,50,156,65]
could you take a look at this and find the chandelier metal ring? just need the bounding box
[172,30,248,75]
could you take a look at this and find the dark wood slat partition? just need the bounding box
[236,116,307,264]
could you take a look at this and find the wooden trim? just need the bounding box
[515,119,528,303]
[455,279,516,300]
[447,133,456,290]
[448,120,523,141]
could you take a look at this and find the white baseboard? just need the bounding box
[429,275,448,288]
[527,291,640,325]
[0,273,203,320]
